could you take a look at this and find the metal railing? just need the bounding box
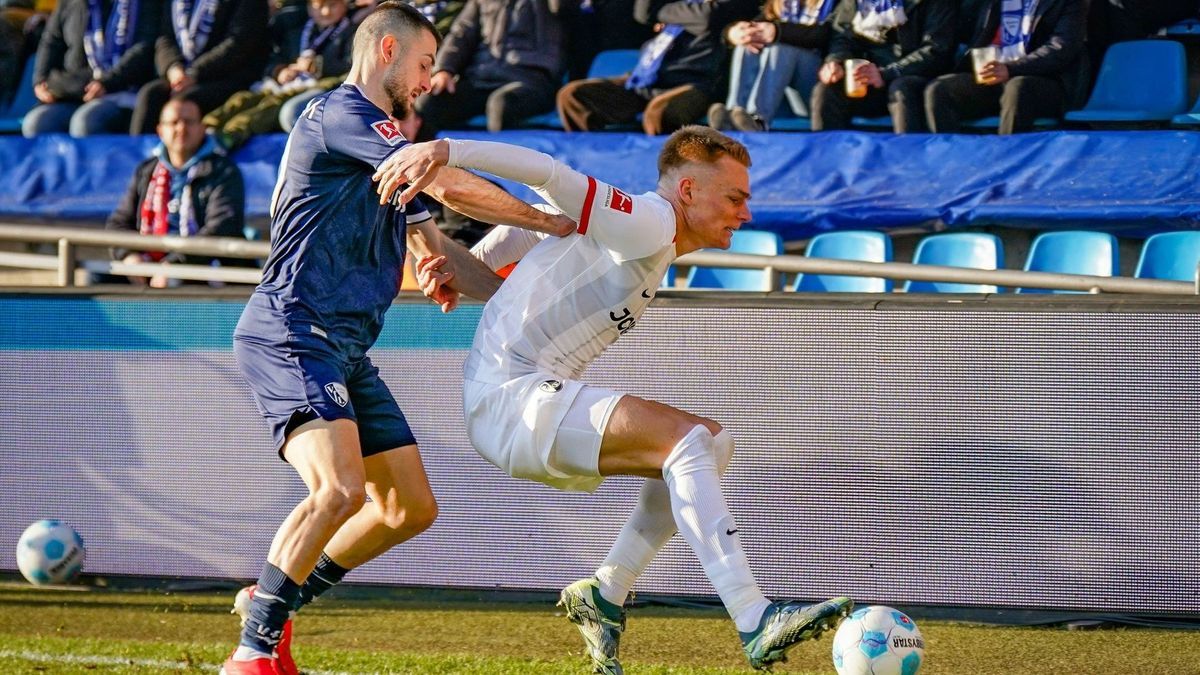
[0,223,1196,295]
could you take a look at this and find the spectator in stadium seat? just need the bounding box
[810,0,955,133]
[924,0,1087,134]
[556,0,759,135]
[412,0,565,136]
[106,94,245,287]
[709,0,836,132]
[129,0,269,134]
[20,0,160,137]
[559,0,654,81]
[1087,0,1200,85]
[203,0,355,150]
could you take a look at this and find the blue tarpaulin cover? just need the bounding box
[0,130,1195,239]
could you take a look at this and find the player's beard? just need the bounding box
[383,61,413,120]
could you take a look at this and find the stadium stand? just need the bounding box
[1134,231,1200,282]
[506,49,641,129]
[793,229,892,292]
[1064,39,1189,125]
[903,232,1004,294]
[1,130,1198,241]
[683,228,783,291]
[1017,230,1118,294]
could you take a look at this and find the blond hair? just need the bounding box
[657,125,752,178]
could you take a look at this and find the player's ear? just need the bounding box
[380,34,396,64]
[677,176,696,205]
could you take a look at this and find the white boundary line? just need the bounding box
[0,649,353,674]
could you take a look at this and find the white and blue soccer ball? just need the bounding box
[832,605,925,675]
[16,519,85,585]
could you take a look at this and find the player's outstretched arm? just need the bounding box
[374,139,595,225]
[406,219,504,309]
[426,167,576,238]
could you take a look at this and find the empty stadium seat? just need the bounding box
[1171,93,1200,127]
[793,230,892,292]
[662,264,676,288]
[684,229,783,291]
[1134,231,1200,282]
[1064,40,1188,125]
[0,57,38,134]
[1017,230,1118,293]
[962,116,1058,130]
[904,232,1004,293]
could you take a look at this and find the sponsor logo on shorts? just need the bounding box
[539,379,563,393]
[371,120,403,145]
[605,187,633,214]
[324,382,349,407]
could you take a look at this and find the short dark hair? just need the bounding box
[162,92,201,119]
[657,125,751,176]
[354,0,442,57]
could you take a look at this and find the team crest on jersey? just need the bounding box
[539,379,563,393]
[604,187,633,214]
[371,120,403,145]
[324,382,349,407]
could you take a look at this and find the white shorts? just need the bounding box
[463,372,623,493]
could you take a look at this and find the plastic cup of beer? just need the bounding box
[971,46,1000,84]
[844,59,869,98]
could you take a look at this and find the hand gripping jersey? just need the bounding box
[447,140,679,384]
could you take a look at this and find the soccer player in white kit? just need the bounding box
[375,126,852,673]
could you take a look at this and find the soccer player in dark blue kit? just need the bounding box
[221,3,574,674]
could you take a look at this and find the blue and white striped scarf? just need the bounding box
[83,0,139,78]
[998,0,1038,62]
[171,0,219,65]
[625,0,703,91]
[299,17,350,59]
[851,0,906,43]
[779,0,836,25]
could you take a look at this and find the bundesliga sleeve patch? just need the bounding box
[371,120,404,146]
[604,186,634,214]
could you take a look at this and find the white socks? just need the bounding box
[596,427,770,633]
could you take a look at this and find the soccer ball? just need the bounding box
[15,519,85,585]
[832,605,925,675]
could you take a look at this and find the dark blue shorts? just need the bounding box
[233,332,416,460]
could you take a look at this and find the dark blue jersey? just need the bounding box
[236,84,432,361]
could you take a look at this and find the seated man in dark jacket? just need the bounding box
[130,0,269,134]
[810,0,955,133]
[22,0,160,136]
[557,0,759,135]
[924,0,1086,134]
[107,94,245,287]
[414,0,565,136]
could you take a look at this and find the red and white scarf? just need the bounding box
[138,160,199,260]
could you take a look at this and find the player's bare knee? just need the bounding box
[378,494,438,534]
[312,483,367,522]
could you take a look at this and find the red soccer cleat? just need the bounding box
[232,584,299,675]
[219,652,282,675]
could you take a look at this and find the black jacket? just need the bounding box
[825,0,956,82]
[965,0,1088,105]
[154,0,269,84]
[634,0,760,94]
[265,16,357,80]
[107,152,245,265]
[436,0,565,81]
[34,0,160,100]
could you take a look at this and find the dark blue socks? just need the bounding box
[239,563,301,655]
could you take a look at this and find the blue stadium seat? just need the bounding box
[1017,230,1118,293]
[662,264,676,288]
[793,230,892,292]
[475,50,643,129]
[1171,93,1200,127]
[1064,40,1188,124]
[0,57,38,134]
[684,229,783,291]
[1134,231,1200,282]
[850,115,893,129]
[962,116,1058,130]
[904,232,1004,293]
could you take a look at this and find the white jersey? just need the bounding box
[446,140,677,384]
